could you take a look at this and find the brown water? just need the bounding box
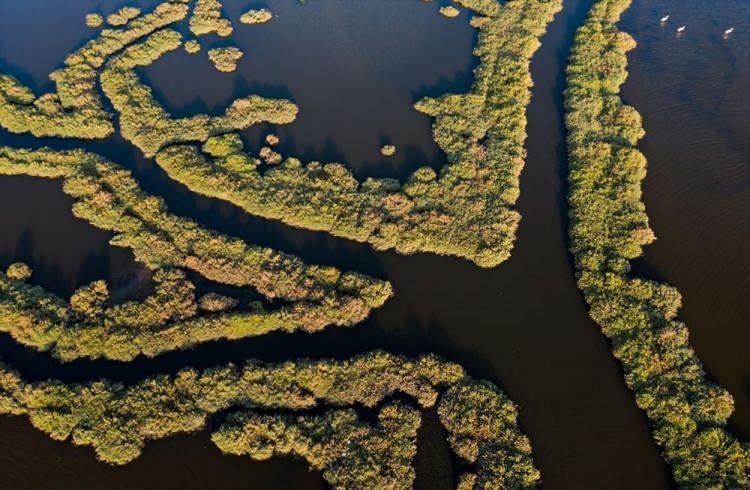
[0,0,747,489]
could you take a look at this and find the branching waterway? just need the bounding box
[0,0,747,488]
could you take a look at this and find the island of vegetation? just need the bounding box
[565,0,750,486]
[240,8,274,25]
[0,146,391,361]
[184,39,201,54]
[380,144,397,157]
[189,0,233,37]
[207,46,244,73]
[0,351,539,488]
[85,13,104,28]
[439,5,461,18]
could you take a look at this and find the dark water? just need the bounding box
[0,0,746,489]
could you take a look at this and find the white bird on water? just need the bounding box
[677,25,686,33]
[724,27,735,36]
[660,15,670,23]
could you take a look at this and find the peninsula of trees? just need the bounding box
[565,0,750,486]
[0,351,539,488]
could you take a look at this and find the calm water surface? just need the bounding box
[0,0,746,488]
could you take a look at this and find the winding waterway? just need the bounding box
[0,0,747,488]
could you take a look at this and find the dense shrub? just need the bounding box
[565,0,750,486]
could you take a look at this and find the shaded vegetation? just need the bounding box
[0,0,189,139]
[0,350,538,487]
[565,0,750,486]
[0,147,391,361]
[207,46,244,73]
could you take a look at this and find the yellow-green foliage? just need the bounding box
[151,0,562,268]
[440,5,461,18]
[190,0,233,37]
[240,8,274,25]
[0,0,189,139]
[213,404,419,489]
[184,39,201,54]
[565,0,750,486]
[207,46,243,73]
[85,13,104,28]
[107,6,141,26]
[100,30,294,157]
[0,351,538,487]
[0,147,392,361]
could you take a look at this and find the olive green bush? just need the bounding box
[189,0,233,37]
[565,0,750,486]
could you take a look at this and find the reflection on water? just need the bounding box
[0,0,747,489]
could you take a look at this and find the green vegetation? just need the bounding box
[380,144,397,157]
[0,0,189,139]
[440,5,461,18]
[0,147,391,361]
[240,8,274,25]
[213,404,419,489]
[100,30,296,157]
[207,46,244,73]
[107,6,142,26]
[150,0,562,268]
[0,350,538,487]
[85,13,104,28]
[565,0,750,486]
[190,0,233,37]
[184,39,201,54]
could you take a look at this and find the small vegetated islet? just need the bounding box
[565,0,750,486]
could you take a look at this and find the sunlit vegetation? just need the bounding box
[184,39,201,54]
[151,0,562,268]
[0,350,538,487]
[85,13,104,28]
[380,144,397,157]
[207,46,244,73]
[565,0,750,486]
[240,8,274,25]
[100,29,296,157]
[107,6,141,26]
[0,147,391,361]
[440,5,461,18]
[0,0,189,139]
[213,404,420,489]
[189,0,233,37]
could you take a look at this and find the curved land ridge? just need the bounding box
[565,0,750,486]
[0,0,560,487]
